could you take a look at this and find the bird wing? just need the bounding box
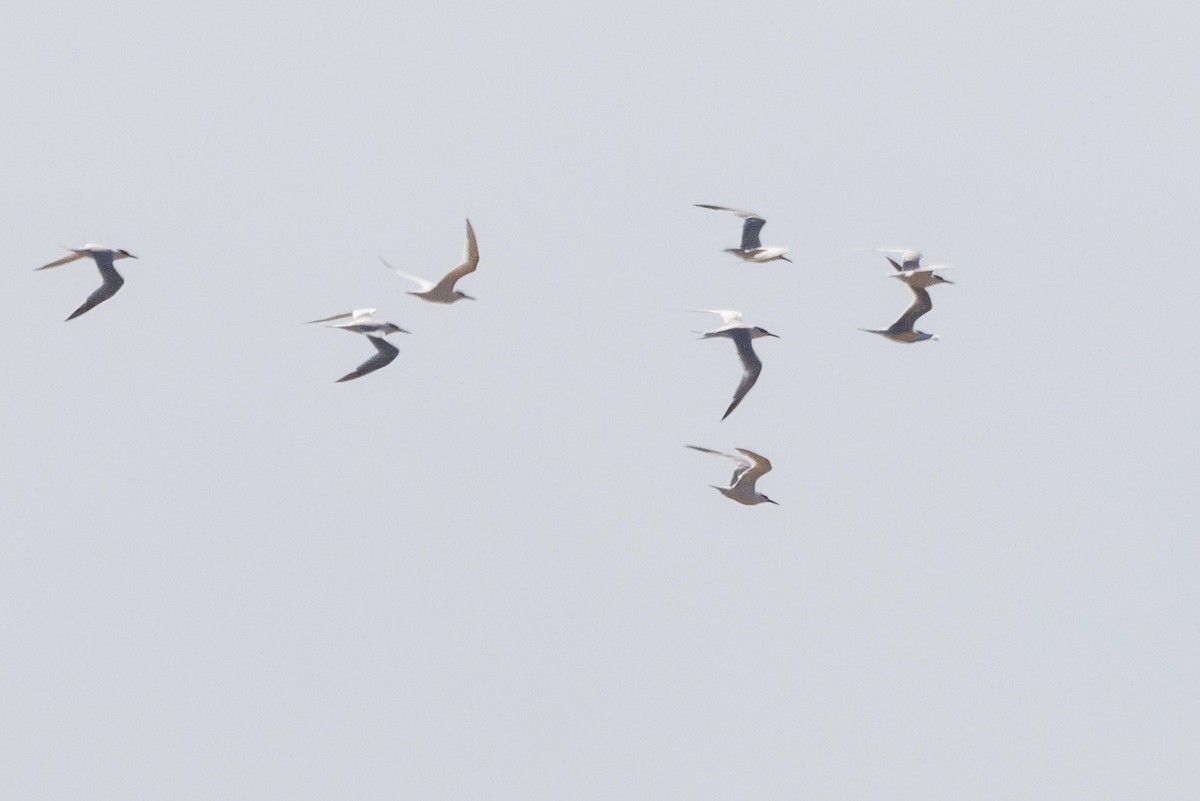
[694,203,761,219]
[693,309,744,328]
[304,309,375,325]
[740,216,767,250]
[889,286,933,333]
[685,445,752,485]
[65,258,124,320]
[379,257,436,291]
[336,335,400,382]
[722,330,764,420]
[732,448,773,490]
[693,204,767,249]
[868,247,921,263]
[431,218,479,294]
[36,249,86,271]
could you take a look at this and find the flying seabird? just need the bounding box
[35,244,138,320]
[694,204,791,263]
[865,247,954,288]
[686,445,778,506]
[305,309,409,381]
[381,218,479,304]
[694,310,779,419]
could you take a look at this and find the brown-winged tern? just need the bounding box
[694,204,791,263]
[686,445,778,506]
[381,218,479,304]
[36,244,138,320]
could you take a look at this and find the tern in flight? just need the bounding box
[694,204,791,263]
[381,218,479,303]
[305,309,409,382]
[686,445,778,506]
[694,310,779,420]
[35,244,138,320]
[866,247,954,288]
[860,285,940,344]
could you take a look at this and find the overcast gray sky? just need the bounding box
[3,1,1198,798]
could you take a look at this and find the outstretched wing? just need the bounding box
[693,309,744,334]
[304,308,376,325]
[739,216,767,250]
[685,445,752,485]
[731,448,773,490]
[65,256,124,320]
[889,286,933,333]
[36,249,86,271]
[694,203,761,219]
[379,257,436,292]
[336,336,400,382]
[694,204,767,250]
[722,329,764,420]
[432,218,479,294]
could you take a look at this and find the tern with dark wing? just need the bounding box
[694,310,779,420]
[382,218,479,304]
[36,244,138,320]
[694,204,791,263]
[860,285,939,344]
[305,308,409,381]
[686,445,778,505]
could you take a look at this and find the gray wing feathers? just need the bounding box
[890,286,933,333]
[694,204,767,250]
[722,330,763,420]
[740,216,767,250]
[65,260,124,320]
[336,336,399,382]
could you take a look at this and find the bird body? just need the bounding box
[694,204,791,263]
[36,244,138,320]
[892,264,953,289]
[687,445,778,505]
[382,218,479,303]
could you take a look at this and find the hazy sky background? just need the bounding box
[2,1,1198,798]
